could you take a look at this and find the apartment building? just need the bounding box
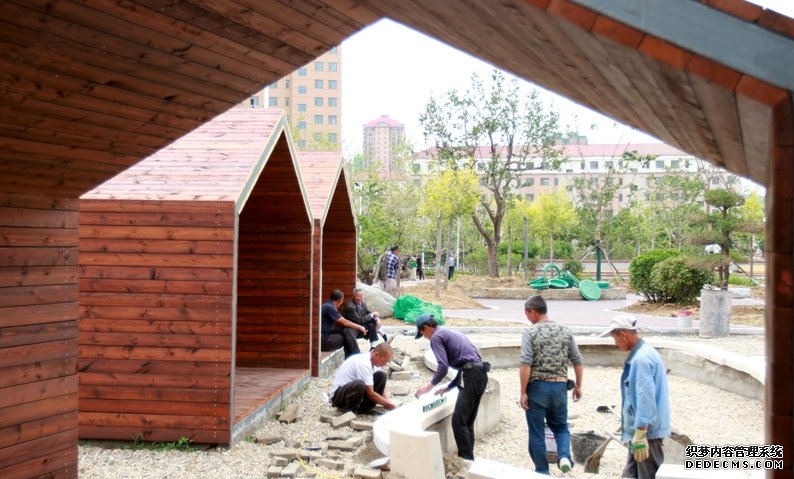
[413,142,739,213]
[363,115,406,178]
[241,47,342,150]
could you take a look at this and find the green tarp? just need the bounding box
[393,295,444,324]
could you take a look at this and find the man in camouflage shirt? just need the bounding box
[519,295,583,475]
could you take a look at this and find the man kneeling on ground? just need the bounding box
[329,343,398,413]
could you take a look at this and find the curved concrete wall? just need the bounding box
[466,337,764,401]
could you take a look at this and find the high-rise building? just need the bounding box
[363,115,406,177]
[241,47,341,151]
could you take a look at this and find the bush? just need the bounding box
[562,260,584,277]
[649,256,715,304]
[629,249,680,302]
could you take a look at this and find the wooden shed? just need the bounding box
[78,108,314,444]
[296,152,357,376]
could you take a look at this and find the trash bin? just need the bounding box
[676,309,693,328]
[699,289,731,338]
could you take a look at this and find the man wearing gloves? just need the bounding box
[601,314,671,479]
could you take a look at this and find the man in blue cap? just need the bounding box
[414,313,488,460]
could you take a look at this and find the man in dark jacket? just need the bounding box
[342,287,386,349]
[414,313,488,460]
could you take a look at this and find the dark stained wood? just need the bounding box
[236,135,312,368]
[78,109,315,445]
[0,430,78,479]
[296,153,356,376]
[233,367,307,423]
[2,0,794,472]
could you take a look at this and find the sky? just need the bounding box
[340,0,794,158]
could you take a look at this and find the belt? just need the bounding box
[532,376,568,382]
[461,361,484,369]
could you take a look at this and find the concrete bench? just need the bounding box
[463,336,764,400]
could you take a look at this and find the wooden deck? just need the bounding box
[233,367,307,424]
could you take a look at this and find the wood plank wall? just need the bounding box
[79,199,235,444]
[321,177,357,303]
[311,219,322,376]
[237,137,312,369]
[766,96,794,477]
[0,193,79,478]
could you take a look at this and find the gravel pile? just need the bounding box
[78,333,765,478]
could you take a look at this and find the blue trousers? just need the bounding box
[525,380,571,474]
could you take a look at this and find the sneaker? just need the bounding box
[559,457,572,473]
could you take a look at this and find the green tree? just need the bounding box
[528,191,577,264]
[734,191,765,261]
[420,169,479,297]
[697,188,760,288]
[503,198,533,276]
[420,70,562,277]
[608,202,657,257]
[643,170,705,248]
[351,162,421,283]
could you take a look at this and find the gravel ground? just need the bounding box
[78,333,765,478]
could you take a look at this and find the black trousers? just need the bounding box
[448,266,455,279]
[453,366,487,460]
[356,318,379,343]
[321,327,360,358]
[331,371,387,413]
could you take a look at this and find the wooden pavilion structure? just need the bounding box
[79,108,313,444]
[296,152,357,376]
[2,0,794,477]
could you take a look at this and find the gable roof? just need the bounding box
[82,108,310,216]
[296,151,351,224]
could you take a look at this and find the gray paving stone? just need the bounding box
[280,461,301,477]
[255,432,284,445]
[353,467,383,479]
[316,458,343,470]
[327,439,356,451]
[331,411,356,428]
[278,403,300,423]
[267,466,282,478]
[270,448,298,460]
[351,420,373,431]
[389,371,412,380]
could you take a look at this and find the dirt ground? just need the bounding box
[382,278,521,328]
[399,279,486,309]
[618,302,765,327]
[398,274,766,328]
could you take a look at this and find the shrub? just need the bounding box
[562,259,584,277]
[649,256,715,304]
[629,249,680,302]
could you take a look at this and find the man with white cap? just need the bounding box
[601,314,671,479]
[414,313,488,460]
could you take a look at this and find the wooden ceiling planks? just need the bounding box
[353,0,794,186]
[0,0,378,196]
